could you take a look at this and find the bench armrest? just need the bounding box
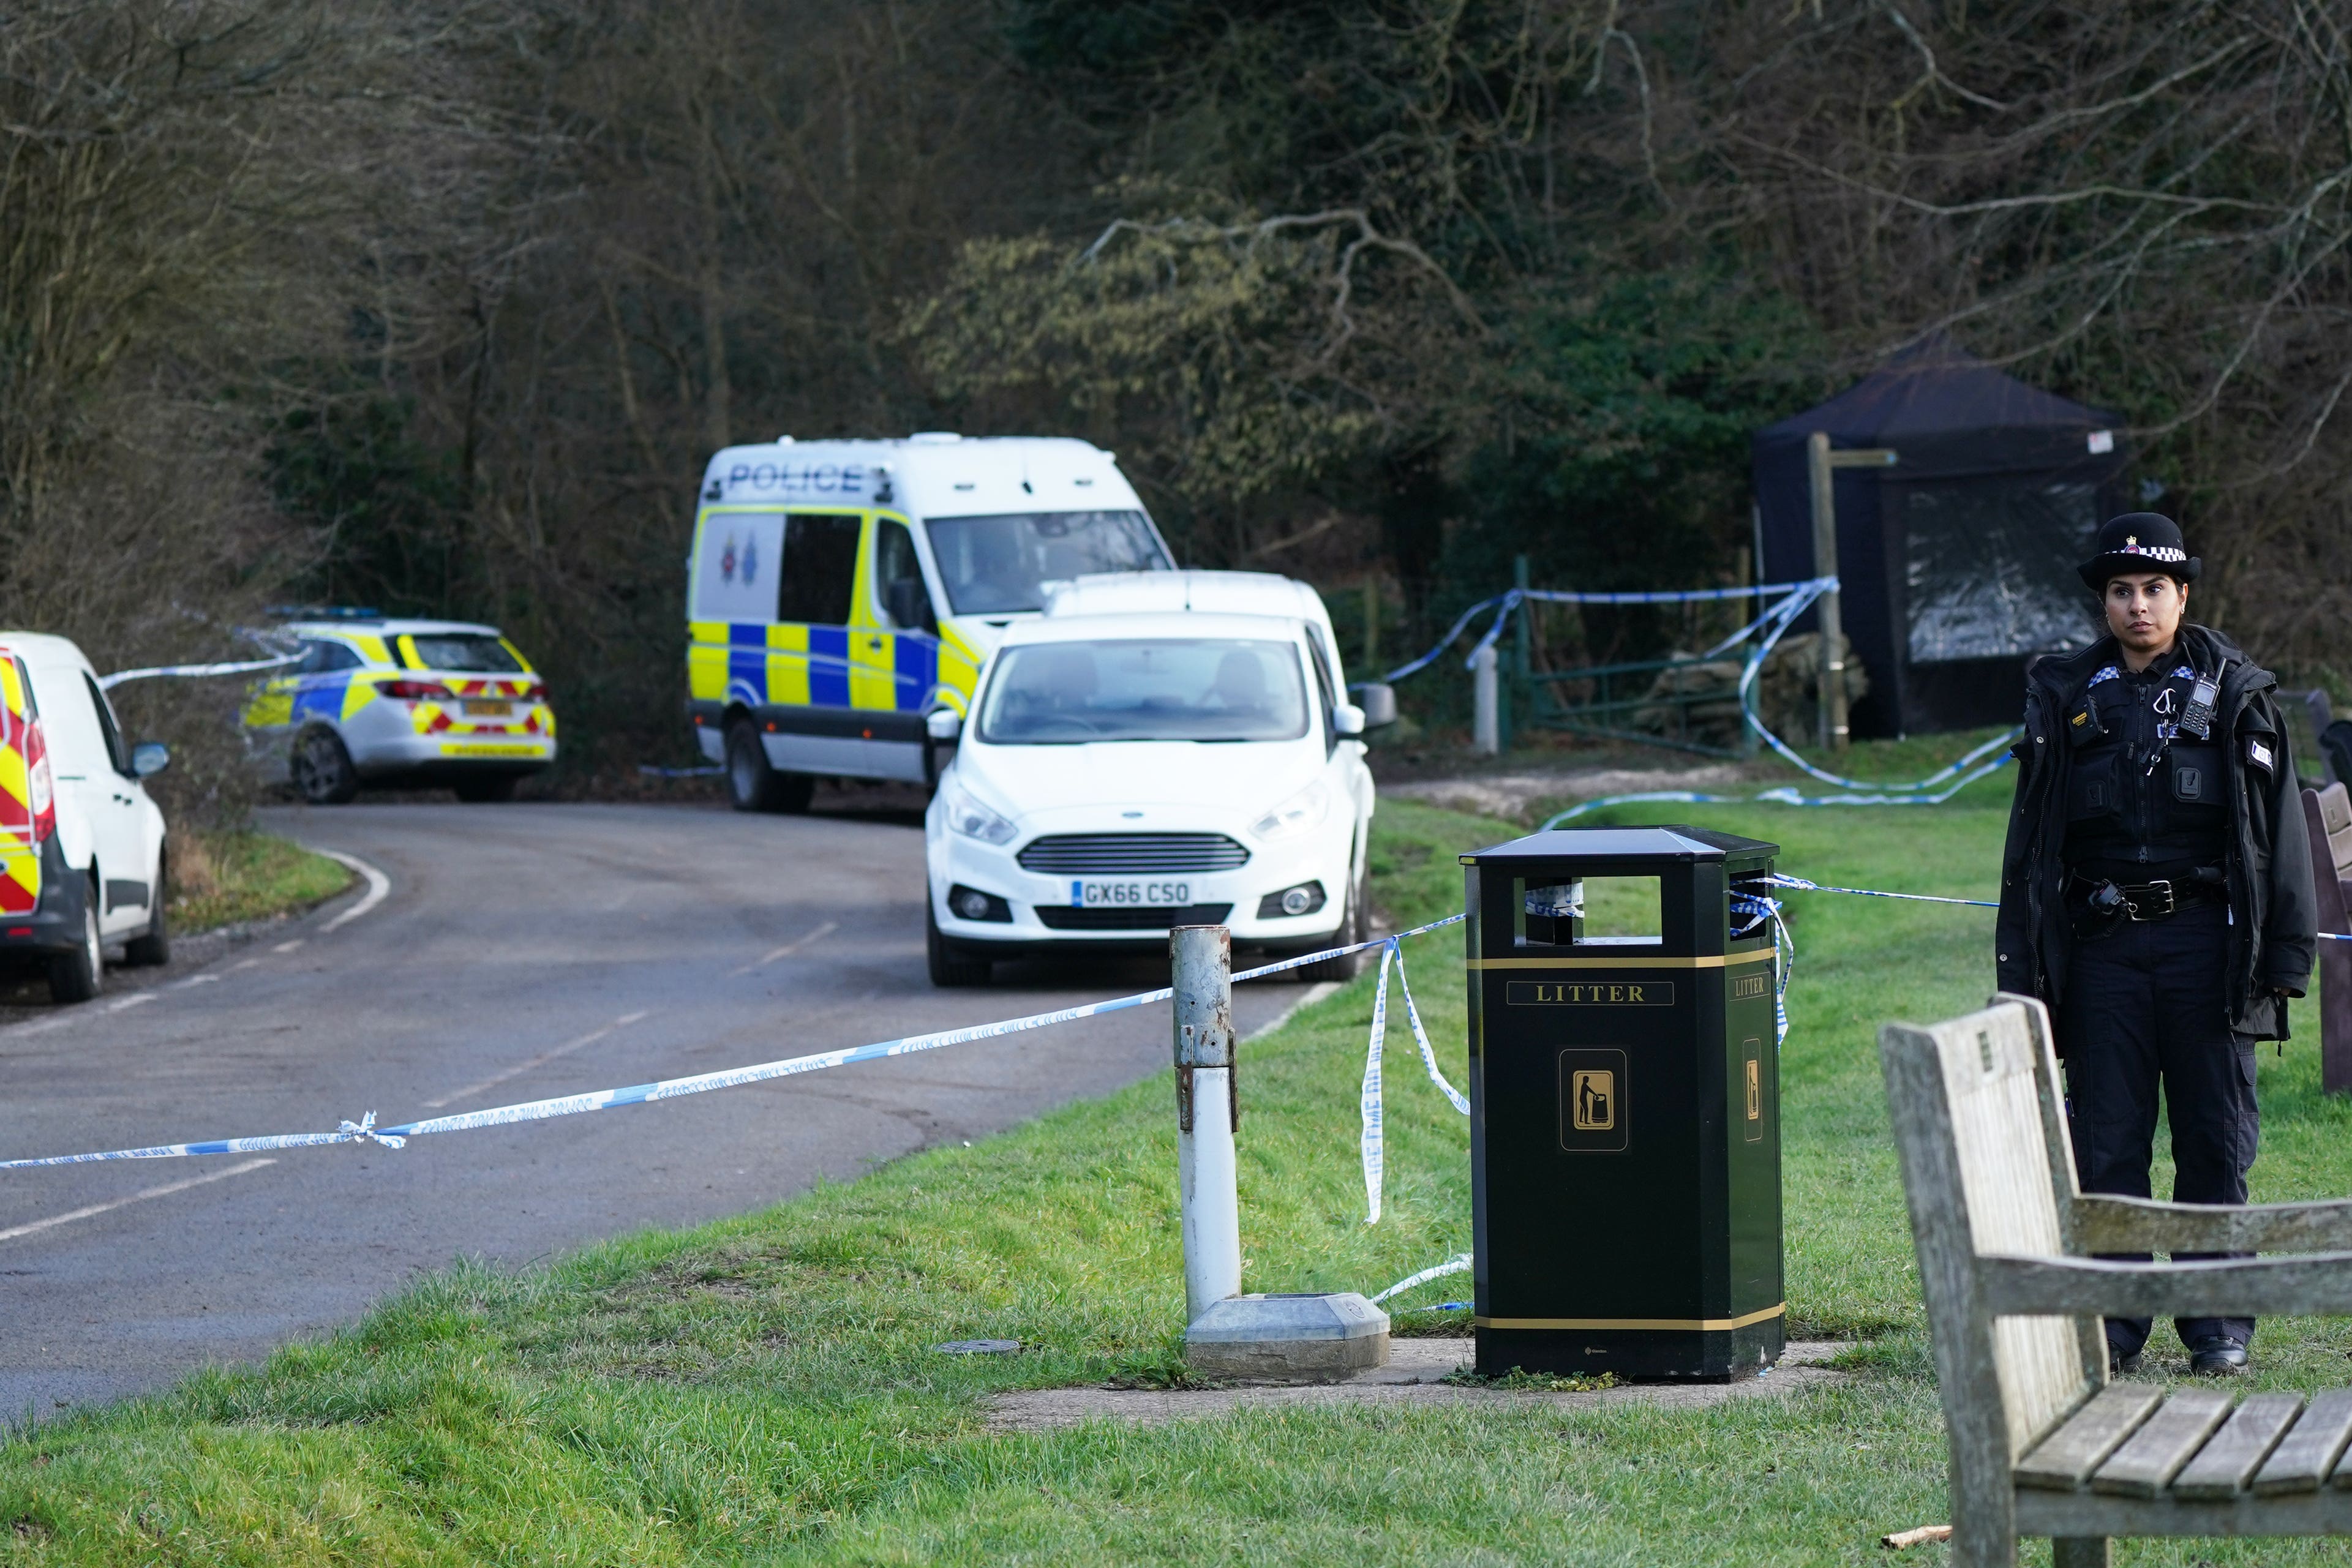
[1982,1251,2352,1318]
[2073,1194,2352,1254]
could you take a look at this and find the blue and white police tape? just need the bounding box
[0,913,1470,1170]
[1371,1250,1472,1305]
[1379,572,2023,811]
[99,649,307,691]
[1729,891,1792,1048]
[1360,936,1470,1224]
[1373,577,1836,686]
[1765,872,1998,910]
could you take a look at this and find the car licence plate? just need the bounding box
[1072,880,1191,908]
[464,700,513,717]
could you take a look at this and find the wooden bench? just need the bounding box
[1880,994,2352,1567]
[2301,781,2352,1092]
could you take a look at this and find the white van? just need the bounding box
[0,634,171,1002]
[683,434,1178,811]
[920,573,1396,986]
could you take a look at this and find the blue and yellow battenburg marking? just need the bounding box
[241,632,555,757]
[684,506,968,719]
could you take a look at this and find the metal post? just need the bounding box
[1173,925,1240,1323]
[1805,432,1849,753]
[1472,644,1500,756]
[1509,553,1531,749]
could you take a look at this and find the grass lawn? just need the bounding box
[2,761,2345,1565]
[167,830,353,936]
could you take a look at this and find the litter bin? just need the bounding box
[1461,825,1784,1381]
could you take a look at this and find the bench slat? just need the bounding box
[2173,1394,2303,1499]
[2018,1384,2164,1491]
[2256,1390,2352,1495]
[2092,1389,2234,1498]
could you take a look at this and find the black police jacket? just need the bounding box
[1996,625,2317,1040]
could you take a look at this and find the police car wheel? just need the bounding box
[293,727,360,806]
[45,890,102,1004]
[726,722,813,814]
[1300,857,1368,983]
[926,894,992,987]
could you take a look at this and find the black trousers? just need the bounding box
[2056,901,2260,1357]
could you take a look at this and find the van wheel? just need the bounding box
[124,856,170,967]
[1301,859,1369,983]
[293,727,360,805]
[926,894,992,987]
[454,775,517,803]
[46,890,102,1003]
[726,722,813,814]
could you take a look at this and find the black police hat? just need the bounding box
[2078,512,2199,591]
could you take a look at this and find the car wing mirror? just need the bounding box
[926,709,963,742]
[130,741,171,778]
[1334,703,1367,738]
[1353,683,1398,730]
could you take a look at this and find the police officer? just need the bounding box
[1996,512,2316,1376]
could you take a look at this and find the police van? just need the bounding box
[683,434,1175,811]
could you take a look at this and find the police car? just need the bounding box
[0,632,171,1002]
[242,615,556,803]
[682,433,1177,810]
[920,572,1396,986]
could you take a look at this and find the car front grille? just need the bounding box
[1015,833,1251,874]
[1034,902,1235,931]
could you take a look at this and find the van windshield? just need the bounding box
[978,639,1309,744]
[925,511,1169,615]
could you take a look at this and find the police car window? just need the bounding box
[776,513,862,626]
[81,673,133,776]
[873,520,933,631]
[304,641,363,674]
[925,511,1170,616]
[407,635,524,673]
[979,639,1309,744]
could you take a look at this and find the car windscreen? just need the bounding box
[924,511,1169,615]
[977,639,1310,744]
[406,634,523,673]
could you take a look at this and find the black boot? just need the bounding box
[2187,1335,2249,1376]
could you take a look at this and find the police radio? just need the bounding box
[2179,672,2220,740]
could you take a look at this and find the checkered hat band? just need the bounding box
[2114,543,2187,563]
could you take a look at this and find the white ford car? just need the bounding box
[922,580,1393,986]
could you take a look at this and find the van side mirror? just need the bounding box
[1335,703,1366,738]
[885,578,934,632]
[1354,683,1398,730]
[130,741,171,778]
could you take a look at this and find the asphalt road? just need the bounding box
[0,798,1315,1422]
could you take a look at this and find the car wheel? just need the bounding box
[124,852,170,967]
[45,886,102,1003]
[453,775,518,803]
[1301,855,1369,983]
[926,892,992,986]
[292,727,360,805]
[726,721,813,814]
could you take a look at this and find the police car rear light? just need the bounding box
[22,719,54,843]
[377,680,456,702]
[5,927,27,937]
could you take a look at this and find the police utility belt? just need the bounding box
[2067,867,2226,934]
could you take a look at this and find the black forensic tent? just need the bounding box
[1752,340,2131,737]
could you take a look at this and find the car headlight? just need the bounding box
[942,779,1018,845]
[1250,780,1331,842]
